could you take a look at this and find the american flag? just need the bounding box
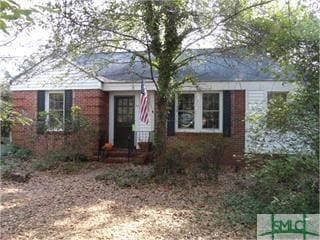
[139,80,149,124]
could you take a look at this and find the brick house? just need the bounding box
[10,52,295,164]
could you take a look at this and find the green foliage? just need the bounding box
[221,3,320,227]
[33,106,94,172]
[0,0,32,33]
[8,145,33,160]
[43,0,277,174]
[0,145,33,179]
[33,149,87,172]
[0,100,32,137]
[95,164,154,188]
[223,155,319,225]
[36,106,96,161]
[164,137,223,181]
[0,158,15,178]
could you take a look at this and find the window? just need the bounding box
[178,94,194,129]
[202,93,220,129]
[176,92,223,132]
[46,92,65,130]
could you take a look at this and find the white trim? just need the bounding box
[45,90,65,132]
[200,92,223,133]
[11,80,295,92]
[11,84,102,91]
[175,91,223,133]
[175,92,196,132]
[108,91,155,146]
[101,80,295,92]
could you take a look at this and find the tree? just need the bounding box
[37,0,274,174]
[219,1,319,154]
[1,1,33,139]
[220,4,319,225]
[0,0,32,33]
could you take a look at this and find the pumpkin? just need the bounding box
[104,143,113,151]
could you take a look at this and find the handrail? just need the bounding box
[127,130,154,161]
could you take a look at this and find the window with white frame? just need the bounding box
[202,93,220,129]
[46,92,65,130]
[178,94,194,129]
[177,92,222,132]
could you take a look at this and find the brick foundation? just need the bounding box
[11,90,109,158]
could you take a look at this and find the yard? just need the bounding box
[0,163,252,240]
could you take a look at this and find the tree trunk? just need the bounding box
[154,94,168,175]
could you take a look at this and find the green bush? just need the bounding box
[223,155,319,226]
[96,165,154,188]
[33,150,87,172]
[33,106,95,162]
[0,161,15,178]
[164,137,223,181]
[1,145,33,179]
[32,159,58,171]
[8,145,33,160]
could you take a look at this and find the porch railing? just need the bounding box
[128,130,154,161]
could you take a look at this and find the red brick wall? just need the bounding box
[11,90,109,158]
[169,90,245,165]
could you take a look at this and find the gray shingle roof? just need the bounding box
[76,50,284,82]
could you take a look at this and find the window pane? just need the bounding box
[48,110,64,129]
[202,112,219,129]
[48,93,64,129]
[202,93,220,129]
[203,93,219,111]
[178,94,194,129]
[179,94,194,111]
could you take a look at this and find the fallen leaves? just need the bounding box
[0,163,249,239]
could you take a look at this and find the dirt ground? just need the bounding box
[0,163,252,240]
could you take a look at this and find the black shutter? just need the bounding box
[167,99,175,136]
[37,90,45,134]
[64,90,73,131]
[223,91,231,137]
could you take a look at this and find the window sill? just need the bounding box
[176,128,222,134]
[46,129,64,133]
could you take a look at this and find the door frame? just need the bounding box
[113,95,135,147]
[109,92,138,146]
[108,91,155,146]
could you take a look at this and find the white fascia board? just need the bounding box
[103,80,296,92]
[103,82,157,91]
[10,81,103,91]
[181,80,296,92]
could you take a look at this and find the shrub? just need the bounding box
[31,106,95,167]
[164,137,223,181]
[33,149,88,172]
[0,161,15,178]
[96,164,154,188]
[32,159,57,171]
[8,145,33,161]
[223,155,319,226]
[1,145,33,180]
